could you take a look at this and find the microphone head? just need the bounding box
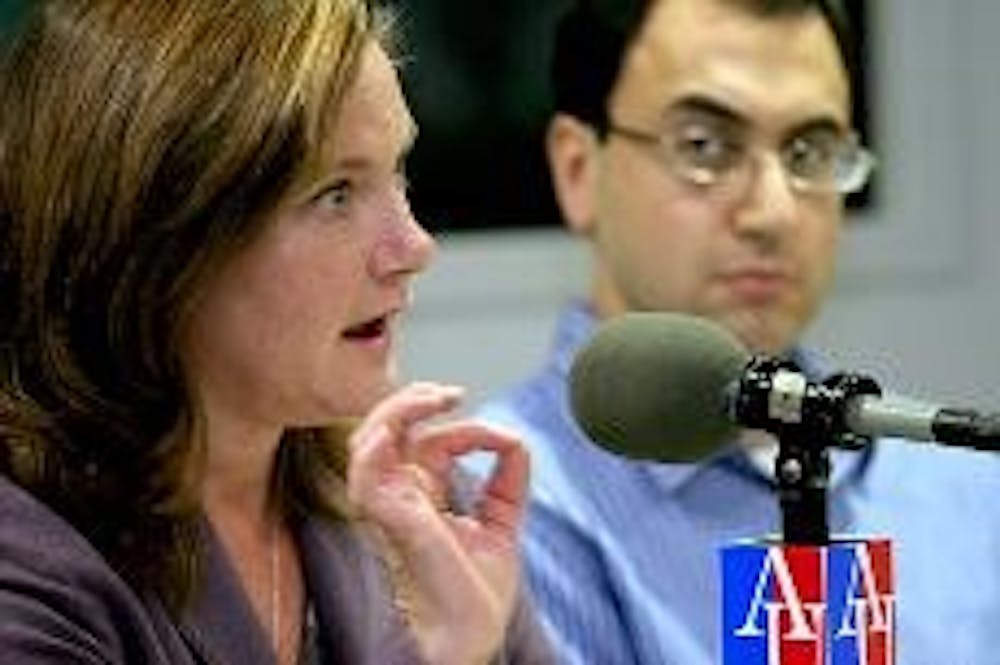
[569,312,750,463]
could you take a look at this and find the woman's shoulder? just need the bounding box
[0,474,127,590]
[0,474,186,663]
[0,473,101,556]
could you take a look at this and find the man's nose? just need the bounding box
[730,152,798,246]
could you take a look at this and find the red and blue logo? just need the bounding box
[722,539,894,665]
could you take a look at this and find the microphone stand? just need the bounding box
[729,357,882,544]
[722,357,898,664]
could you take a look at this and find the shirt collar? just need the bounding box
[549,299,600,378]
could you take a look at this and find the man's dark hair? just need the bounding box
[552,0,858,135]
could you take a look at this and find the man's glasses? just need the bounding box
[606,120,876,199]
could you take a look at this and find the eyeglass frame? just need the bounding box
[603,118,877,198]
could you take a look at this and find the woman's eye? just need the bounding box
[315,180,352,211]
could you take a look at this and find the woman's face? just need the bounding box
[182,43,434,429]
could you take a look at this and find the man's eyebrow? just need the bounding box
[663,95,849,138]
[783,117,847,140]
[663,95,749,127]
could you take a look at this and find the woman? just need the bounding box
[0,1,553,663]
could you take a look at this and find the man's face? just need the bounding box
[552,0,851,353]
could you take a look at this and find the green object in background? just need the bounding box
[0,0,21,20]
[0,0,27,38]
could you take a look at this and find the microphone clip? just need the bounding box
[728,356,883,450]
[727,356,883,544]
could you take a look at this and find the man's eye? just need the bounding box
[785,134,839,177]
[672,127,741,171]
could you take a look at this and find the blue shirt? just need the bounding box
[477,302,1000,665]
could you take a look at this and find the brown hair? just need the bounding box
[0,0,382,611]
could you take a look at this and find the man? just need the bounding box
[478,0,1000,663]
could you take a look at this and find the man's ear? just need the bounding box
[546,113,600,235]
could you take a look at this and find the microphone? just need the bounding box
[569,311,1000,463]
[569,312,748,462]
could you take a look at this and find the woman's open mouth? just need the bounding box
[343,315,388,341]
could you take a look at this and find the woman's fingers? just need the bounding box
[404,421,512,475]
[347,423,447,547]
[346,422,396,509]
[473,428,529,536]
[348,382,529,544]
[346,382,462,508]
[406,422,529,530]
[349,382,464,452]
[345,384,527,664]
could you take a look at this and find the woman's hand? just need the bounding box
[347,382,529,665]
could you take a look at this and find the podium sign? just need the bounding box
[722,539,894,664]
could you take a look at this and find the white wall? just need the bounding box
[401,0,1000,412]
